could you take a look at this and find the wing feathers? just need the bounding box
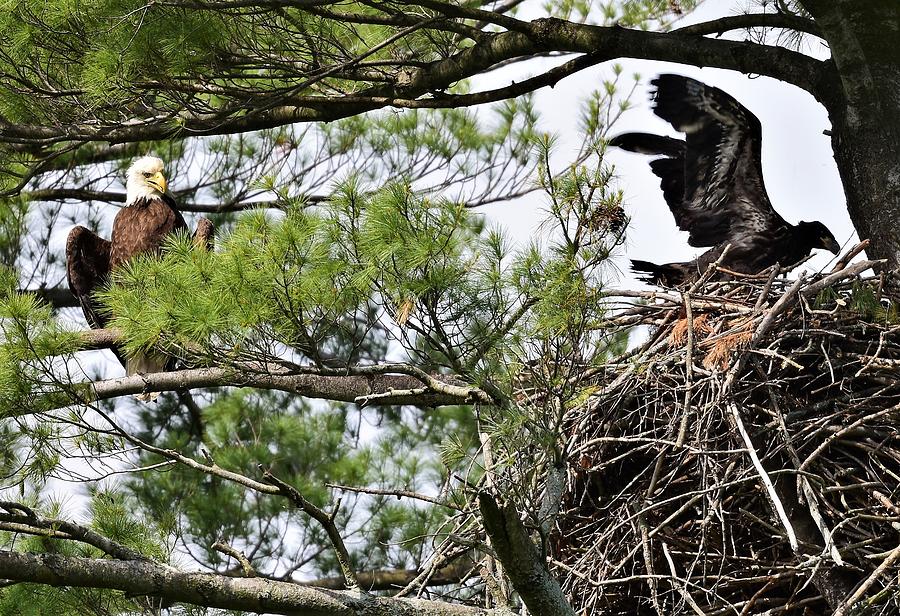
[66,226,112,331]
[608,133,684,157]
[192,218,215,251]
[67,226,129,368]
[650,73,778,237]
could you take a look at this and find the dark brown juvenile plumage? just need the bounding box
[610,74,841,286]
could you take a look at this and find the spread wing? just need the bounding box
[608,132,702,238]
[66,226,112,330]
[650,74,788,247]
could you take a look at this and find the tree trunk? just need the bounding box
[804,0,900,267]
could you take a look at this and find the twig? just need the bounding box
[799,402,900,472]
[830,239,869,273]
[661,542,706,616]
[325,483,462,510]
[212,540,256,577]
[263,471,361,591]
[729,403,798,551]
[676,290,695,447]
[832,542,900,616]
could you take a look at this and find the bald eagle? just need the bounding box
[610,74,840,286]
[66,156,214,400]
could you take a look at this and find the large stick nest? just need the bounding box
[553,252,900,615]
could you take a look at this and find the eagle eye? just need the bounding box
[143,172,153,178]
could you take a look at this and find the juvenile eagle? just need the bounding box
[610,74,840,286]
[66,156,214,398]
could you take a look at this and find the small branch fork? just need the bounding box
[212,540,256,577]
[0,502,151,563]
[263,471,360,591]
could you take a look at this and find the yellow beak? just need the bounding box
[147,171,168,193]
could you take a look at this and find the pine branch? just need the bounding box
[0,17,831,149]
[0,503,150,562]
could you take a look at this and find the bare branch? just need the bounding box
[0,550,499,616]
[303,563,469,591]
[24,361,492,414]
[672,13,822,37]
[326,483,462,510]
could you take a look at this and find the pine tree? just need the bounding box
[0,1,897,614]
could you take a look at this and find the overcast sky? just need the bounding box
[478,1,854,287]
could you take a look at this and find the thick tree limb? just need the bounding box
[4,326,493,410]
[478,493,575,616]
[26,363,491,414]
[76,327,123,349]
[0,18,830,148]
[0,550,498,616]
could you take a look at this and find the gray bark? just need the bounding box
[479,493,576,616]
[0,550,496,616]
[19,363,492,415]
[801,0,900,268]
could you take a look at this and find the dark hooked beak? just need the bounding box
[824,237,841,255]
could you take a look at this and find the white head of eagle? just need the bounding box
[126,156,168,205]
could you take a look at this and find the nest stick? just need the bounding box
[729,403,798,552]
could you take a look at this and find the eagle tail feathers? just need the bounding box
[192,218,215,251]
[126,353,168,402]
[630,259,690,287]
